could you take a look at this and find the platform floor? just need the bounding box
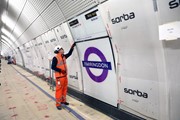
[0,60,113,120]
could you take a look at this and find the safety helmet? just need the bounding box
[54,45,62,51]
[54,45,63,54]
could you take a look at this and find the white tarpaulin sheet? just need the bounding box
[157,0,180,40]
[68,7,107,42]
[99,0,160,119]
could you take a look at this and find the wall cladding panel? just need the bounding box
[41,1,65,29]
[28,0,53,14]
[21,1,39,23]
[7,0,26,31]
[56,0,98,20]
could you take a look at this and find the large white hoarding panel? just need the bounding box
[157,0,180,24]
[36,37,46,75]
[41,31,57,60]
[163,39,180,120]
[157,1,180,118]
[41,30,59,78]
[29,41,38,72]
[54,23,83,91]
[99,0,161,119]
[31,39,44,74]
[68,7,107,42]
[78,38,118,106]
[24,42,33,70]
[20,45,28,67]
[157,0,180,40]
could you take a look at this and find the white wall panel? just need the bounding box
[157,0,180,40]
[23,42,33,70]
[99,0,167,119]
[157,0,180,24]
[41,30,58,60]
[19,46,27,67]
[163,39,180,120]
[35,37,46,75]
[77,38,118,106]
[15,50,23,66]
[41,30,59,78]
[28,41,38,71]
[68,7,107,42]
[54,23,83,91]
[36,36,50,77]
[31,39,43,74]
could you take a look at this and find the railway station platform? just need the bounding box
[0,59,112,120]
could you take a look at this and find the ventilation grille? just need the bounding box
[22,1,39,23]
[41,1,65,29]
[56,0,98,19]
[28,0,53,14]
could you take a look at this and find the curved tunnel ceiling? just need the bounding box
[1,41,11,54]
[0,0,6,28]
[0,0,101,54]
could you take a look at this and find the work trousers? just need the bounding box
[55,76,68,107]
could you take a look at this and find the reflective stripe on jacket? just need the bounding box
[54,53,67,78]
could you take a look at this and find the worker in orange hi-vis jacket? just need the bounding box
[51,43,76,110]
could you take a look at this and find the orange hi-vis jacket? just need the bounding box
[54,53,67,78]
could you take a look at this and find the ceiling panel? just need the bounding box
[56,0,98,20]
[28,0,53,14]
[13,14,30,38]
[41,1,65,29]
[13,0,39,38]
[7,0,26,30]
[19,16,48,42]
[21,1,39,23]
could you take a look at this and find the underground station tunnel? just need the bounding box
[0,0,180,120]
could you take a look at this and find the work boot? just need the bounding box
[61,102,69,105]
[56,106,62,110]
